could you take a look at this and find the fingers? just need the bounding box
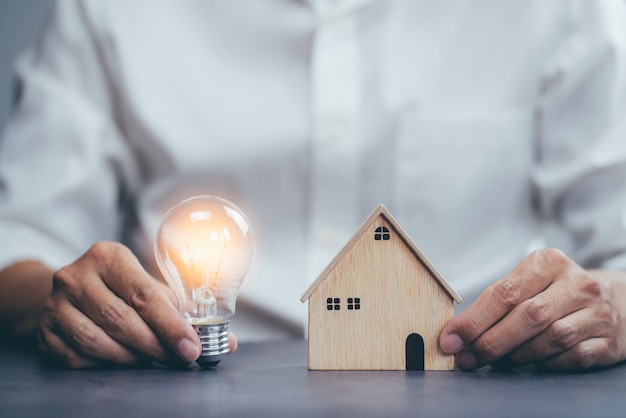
[40,242,201,368]
[54,264,172,363]
[537,338,616,370]
[38,327,103,369]
[510,295,621,370]
[440,249,567,355]
[52,259,177,364]
[501,308,599,367]
[92,243,200,362]
[229,332,238,353]
[457,269,583,369]
[39,298,144,367]
[438,249,626,371]
[465,264,614,370]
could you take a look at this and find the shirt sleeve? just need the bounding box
[533,0,626,270]
[0,0,138,271]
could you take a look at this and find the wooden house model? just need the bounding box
[300,205,462,371]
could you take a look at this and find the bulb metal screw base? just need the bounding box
[193,321,230,368]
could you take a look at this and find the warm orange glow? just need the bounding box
[155,195,255,322]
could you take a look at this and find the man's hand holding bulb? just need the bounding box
[37,241,241,368]
[37,195,253,369]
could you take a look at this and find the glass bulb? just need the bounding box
[154,195,255,367]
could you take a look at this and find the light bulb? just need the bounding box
[154,195,255,367]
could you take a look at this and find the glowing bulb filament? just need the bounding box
[183,240,228,323]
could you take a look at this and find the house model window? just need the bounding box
[374,226,390,240]
[347,297,361,310]
[326,298,340,311]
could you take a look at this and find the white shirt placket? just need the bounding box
[308,5,362,279]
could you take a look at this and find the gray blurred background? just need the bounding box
[0,0,50,133]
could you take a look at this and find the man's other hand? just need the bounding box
[439,248,626,370]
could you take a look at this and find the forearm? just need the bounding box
[0,261,54,341]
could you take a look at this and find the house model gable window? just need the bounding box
[301,205,462,371]
[374,226,390,241]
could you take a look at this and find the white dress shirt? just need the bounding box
[1,0,626,340]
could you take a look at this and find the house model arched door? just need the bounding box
[406,333,425,370]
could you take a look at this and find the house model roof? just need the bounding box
[300,204,462,304]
